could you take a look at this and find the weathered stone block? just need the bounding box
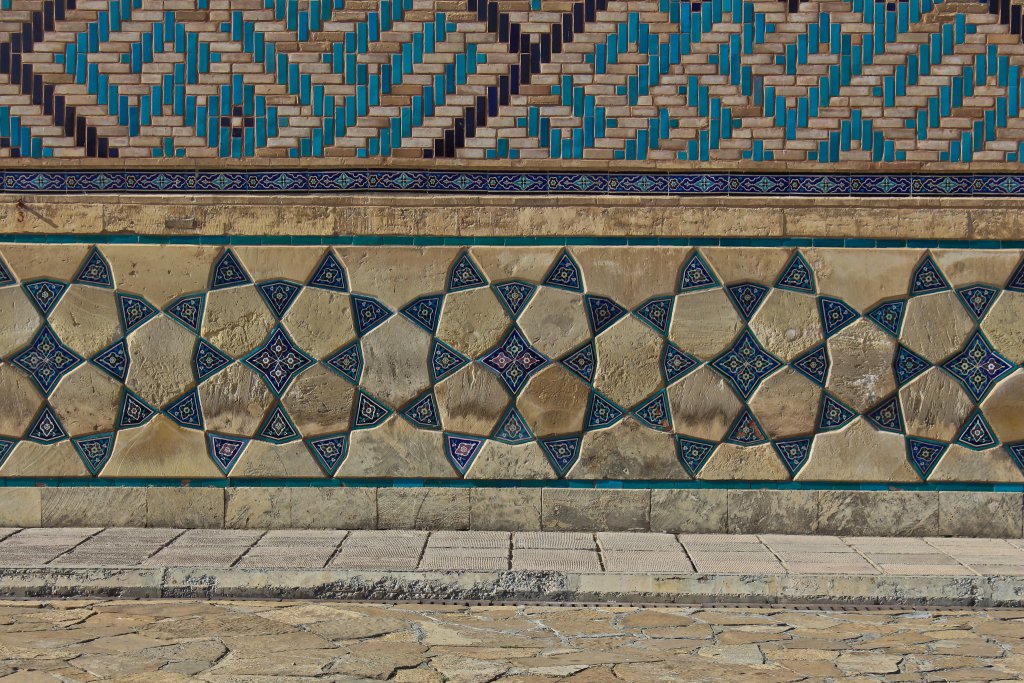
[291,488,377,529]
[650,489,728,533]
[817,491,938,536]
[378,488,470,530]
[0,488,42,527]
[541,489,650,532]
[470,488,542,531]
[727,490,817,534]
[937,492,1023,538]
[147,487,224,529]
[41,487,147,527]
[225,488,292,529]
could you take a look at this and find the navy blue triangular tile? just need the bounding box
[118,389,156,429]
[430,339,469,382]
[258,404,300,443]
[74,248,113,288]
[818,393,857,431]
[540,435,581,477]
[866,395,904,433]
[400,294,444,334]
[23,279,67,316]
[543,251,583,292]
[165,293,205,333]
[585,295,627,335]
[866,300,905,337]
[207,433,249,475]
[791,343,829,387]
[906,436,948,480]
[493,281,536,318]
[775,252,815,293]
[325,340,363,384]
[586,392,625,430]
[402,391,441,430]
[308,251,348,292]
[633,296,673,335]
[210,249,251,290]
[726,283,769,321]
[193,339,233,382]
[1006,442,1024,475]
[956,411,998,451]
[633,391,672,432]
[165,388,204,430]
[306,433,349,475]
[0,438,14,468]
[773,437,812,477]
[818,296,860,337]
[91,339,130,382]
[725,408,768,445]
[448,252,487,292]
[492,406,534,445]
[894,344,931,386]
[675,435,716,477]
[117,293,159,334]
[561,342,596,384]
[662,342,699,385]
[444,433,484,475]
[0,254,14,287]
[73,433,115,475]
[956,285,999,322]
[26,405,67,444]
[910,255,950,296]
[257,280,302,319]
[352,391,392,429]
[351,294,393,336]
[679,252,719,292]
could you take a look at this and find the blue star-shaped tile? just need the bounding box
[481,328,549,394]
[308,251,348,292]
[956,411,998,450]
[12,326,83,396]
[26,405,67,444]
[633,391,672,432]
[906,436,948,480]
[791,343,829,387]
[351,294,393,336]
[207,433,249,475]
[662,342,699,385]
[73,248,113,288]
[492,406,534,445]
[586,392,625,430]
[400,294,443,334]
[430,339,469,383]
[23,279,67,316]
[91,338,130,382]
[72,433,115,475]
[676,435,716,477]
[866,395,904,433]
[258,404,300,443]
[942,332,1015,402]
[493,281,536,319]
[306,433,349,475]
[818,296,859,338]
[118,389,156,429]
[725,408,768,445]
[773,437,812,477]
[257,280,302,319]
[352,391,392,429]
[910,255,950,296]
[585,295,627,335]
[325,340,363,384]
[956,285,998,322]
[243,326,315,396]
[561,342,596,383]
[818,393,857,431]
[444,433,485,475]
[866,300,905,337]
[678,252,718,292]
[448,252,487,292]
[894,344,931,387]
[543,251,583,292]
[633,296,673,335]
[540,436,581,477]
[711,330,783,399]
[726,283,769,321]
[117,293,159,334]
[210,249,251,290]
[194,339,233,383]
[775,252,815,293]
[165,388,204,430]
[165,294,205,333]
[402,391,441,430]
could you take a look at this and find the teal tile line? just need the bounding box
[3,235,1024,250]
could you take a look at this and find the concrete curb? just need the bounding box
[0,567,1020,607]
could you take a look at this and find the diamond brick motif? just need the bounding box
[306,434,349,475]
[585,295,627,335]
[586,392,624,430]
[258,404,300,443]
[866,395,904,433]
[633,391,671,432]
[956,285,999,321]
[403,391,440,430]
[540,436,581,477]
[481,327,549,395]
[91,339,130,382]
[866,300,905,337]
[210,250,251,290]
[906,436,948,480]
[325,341,363,384]
[117,293,158,334]
[74,248,113,288]
[243,326,315,396]
[633,296,673,335]
[444,433,484,475]
[775,252,815,293]
[257,280,302,319]
[543,251,583,292]
[679,252,718,292]
[13,326,83,396]
[942,331,1015,402]
[956,411,998,450]
[23,279,67,316]
[165,294,205,333]
[165,389,204,430]
[561,342,596,383]
[910,255,950,295]
[72,433,115,475]
[308,252,348,292]
[711,330,783,399]
[726,283,769,321]
[773,437,812,477]
[493,281,536,318]
[207,433,249,475]
[675,435,716,477]
[194,339,233,383]
[400,294,443,334]
[27,405,67,444]
[492,406,534,444]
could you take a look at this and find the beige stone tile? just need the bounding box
[573,246,689,308]
[102,415,221,478]
[103,244,218,309]
[573,418,681,480]
[929,445,1024,483]
[146,487,224,529]
[825,319,897,413]
[699,443,789,481]
[125,315,196,408]
[818,491,938,536]
[290,488,377,529]
[435,287,510,360]
[541,490,650,532]
[341,416,452,478]
[0,244,90,281]
[470,488,543,531]
[0,441,91,478]
[41,488,147,527]
[517,364,588,438]
[748,289,823,363]
[518,286,590,361]
[703,248,790,286]
[900,290,975,364]
[378,488,470,530]
[467,440,556,480]
[225,487,292,529]
[0,286,42,358]
[937,492,1024,538]
[727,490,818,534]
[0,364,44,437]
[280,364,355,435]
[981,290,1024,365]
[48,363,121,434]
[899,368,974,442]
[799,418,917,482]
[651,490,728,534]
[0,488,42,527]
[980,370,1024,443]
[667,365,743,441]
[470,246,562,284]
[233,246,323,283]
[359,316,432,409]
[231,441,324,478]
[804,248,919,312]
[512,548,601,571]
[280,288,355,359]
[435,363,509,437]
[932,250,1022,288]
[592,317,663,409]
[201,285,276,359]
[47,285,120,358]
[669,288,743,361]
[337,246,457,310]
[198,362,273,436]
[747,367,820,439]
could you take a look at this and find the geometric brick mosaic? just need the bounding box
[2,243,1024,483]
[2,0,1024,166]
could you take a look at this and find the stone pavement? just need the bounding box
[0,599,1023,682]
[0,529,1022,606]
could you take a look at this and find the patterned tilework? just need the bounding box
[1,243,1024,483]
[3,0,1024,165]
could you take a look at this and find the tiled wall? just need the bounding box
[2,0,1024,163]
[2,241,1023,484]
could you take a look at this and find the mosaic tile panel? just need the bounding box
[1,0,1024,164]
[1,243,1024,483]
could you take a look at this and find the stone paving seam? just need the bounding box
[227,530,269,569]
[44,527,105,565]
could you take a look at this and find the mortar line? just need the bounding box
[229,530,269,569]
[46,527,105,565]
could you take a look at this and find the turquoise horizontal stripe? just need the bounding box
[2,478,1021,492]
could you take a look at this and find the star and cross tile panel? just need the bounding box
[1,242,1024,483]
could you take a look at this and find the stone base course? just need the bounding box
[0,487,1021,538]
